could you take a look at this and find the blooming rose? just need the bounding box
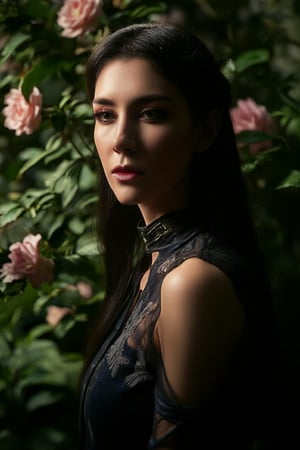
[230,98,275,153]
[3,87,42,136]
[46,306,74,327]
[0,234,54,289]
[57,0,102,38]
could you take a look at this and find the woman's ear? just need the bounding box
[195,109,221,152]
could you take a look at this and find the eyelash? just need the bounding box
[93,108,168,124]
[139,109,167,122]
[93,110,114,123]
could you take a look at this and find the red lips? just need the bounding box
[111,165,143,181]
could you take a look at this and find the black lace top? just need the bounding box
[79,210,274,450]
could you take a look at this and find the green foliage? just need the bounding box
[0,0,300,448]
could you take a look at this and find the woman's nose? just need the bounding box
[113,118,136,154]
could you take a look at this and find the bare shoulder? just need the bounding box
[161,257,241,312]
[157,257,246,404]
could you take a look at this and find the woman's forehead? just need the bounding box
[93,57,184,104]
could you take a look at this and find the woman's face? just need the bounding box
[92,57,199,223]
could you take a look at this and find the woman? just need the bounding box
[79,22,278,449]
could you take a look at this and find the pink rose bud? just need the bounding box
[57,0,102,38]
[76,281,93,299]
[46,305,74,327]
[2,87,42,136]
[0,234,54,289]
[230,98,275,154]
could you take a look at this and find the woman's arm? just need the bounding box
[150,257,246,448]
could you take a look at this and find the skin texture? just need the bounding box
[93,56,245,409]
[158,258,245,405]
[92,57,198,224]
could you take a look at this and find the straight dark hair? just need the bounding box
[82,22,272,369]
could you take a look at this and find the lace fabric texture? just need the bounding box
[80,211,268,450]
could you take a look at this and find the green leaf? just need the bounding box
[27,324,53,341]
[0,206,24,227]
[0,283,38,326]
[130,3,167,18]
[68,217,85,235]
[0,334,11,359]
[53,316,76,339]
[236,130,273,143]
[19,147,43,161]
[48,215,65,238]
[44,145,70,164]
[44,159,74,189]
[76,235,100,256]
[18,152,50,176]
[27,426,66,447]
[19,189,42,209]
[277,170,300,190]
[53,165,80,208]
[62,183,78,208]
[73,102,93,119]
[0,201,21,215]
[18,136,64,176]
[36,193,56,211]
[75,193,98,210]
[22,0,52,20]
[33,294,52,315]
[22,57,70,99]
[45,134,64,153]
[234,49,270,73]
[78,164,97,190]
[59,89,73,109]
[0,73,16,89]
[241,160,261,173]
[0,32,30,64]
[26,391,63,412]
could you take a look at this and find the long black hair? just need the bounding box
[83,22,272,368]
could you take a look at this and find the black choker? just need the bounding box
[137,210,192,253]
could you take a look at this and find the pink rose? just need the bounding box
[76,281,93,299]
[230,98,275,154]
[65,281,93,299]
[57,0,102,38]
[46,306,74,327]
[3,87,42,136]
[0,234,54,289]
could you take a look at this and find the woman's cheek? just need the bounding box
[142,127,174,152]
[94,128,109,157]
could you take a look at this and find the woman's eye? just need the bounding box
[93,110,114,123]
[140,109,167,122]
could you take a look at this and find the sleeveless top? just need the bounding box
[79,210,275,450]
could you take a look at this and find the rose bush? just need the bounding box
[0,234,54,288]
[2,86,42,136]
[57,0,103,38]
[230,97,276,153]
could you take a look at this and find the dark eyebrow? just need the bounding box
[92,94,173,106]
